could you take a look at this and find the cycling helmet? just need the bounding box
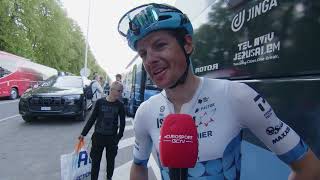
[118,3,193,51]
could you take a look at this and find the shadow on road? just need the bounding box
[20,116,87,126]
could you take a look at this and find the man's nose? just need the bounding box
[144,50,158,65]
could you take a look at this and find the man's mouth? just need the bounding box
[153,68,166,76]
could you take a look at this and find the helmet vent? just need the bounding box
[159,15,172,21]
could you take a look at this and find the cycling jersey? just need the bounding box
[133,77,308,180]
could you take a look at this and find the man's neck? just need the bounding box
[165,73,200,108]
[106,95,117,102]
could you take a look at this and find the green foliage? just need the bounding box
[0,0,107,78]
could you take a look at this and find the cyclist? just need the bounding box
[117,3,320,180]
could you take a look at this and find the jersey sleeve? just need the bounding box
[228,81,308,164]
[132,101,153,167]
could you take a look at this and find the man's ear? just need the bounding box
[183,35,193,55]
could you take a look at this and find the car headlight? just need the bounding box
[63,95,81,105]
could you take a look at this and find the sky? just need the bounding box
[60,0,176,81]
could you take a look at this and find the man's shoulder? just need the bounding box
[96,97,106,104]
[204,77,246,89]
[136,93,163,113]
[91,80,98,86]
[143,93,163,105]
[204,77,230,85]
[115,99,124,106]
[204,78,254,101]
[201,78,231,92]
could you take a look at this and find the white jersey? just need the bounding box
[91,80,103,101]
[133,77,308,180]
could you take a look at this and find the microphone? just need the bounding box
[159,114,198,180]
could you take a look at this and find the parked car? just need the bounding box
[19,75,92,122]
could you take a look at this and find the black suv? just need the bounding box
[19,75,92,122]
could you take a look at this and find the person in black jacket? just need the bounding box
[79,81,126,180]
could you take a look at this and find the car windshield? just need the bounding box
[41,76,83,88]
[52,76,83,88]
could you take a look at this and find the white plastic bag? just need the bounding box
[61,140,91,180]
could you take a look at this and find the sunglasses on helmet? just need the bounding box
[118,3,182,37]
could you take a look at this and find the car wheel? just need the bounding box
[22,115,33,122]
[10,88,18,100]
[76,100,86,121]
[76,110,86,121]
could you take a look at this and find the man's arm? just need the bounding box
[80,100,98,136]
[96,82,103,93]
[117,103,126,139]
[130,101,153,180]
[228,82,320,179]
[288,149,320,180]
[130,163,148,180]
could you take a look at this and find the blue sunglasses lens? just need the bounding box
[118,3,181,37]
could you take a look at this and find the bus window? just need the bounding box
[174,0,320,179]
[0,66,11,78]
[177,0,320,79]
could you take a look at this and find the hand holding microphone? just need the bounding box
[159,114,198,180]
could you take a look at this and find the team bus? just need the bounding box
[0,51,58,100]
[122,54,161,117]
[174,0,320,179]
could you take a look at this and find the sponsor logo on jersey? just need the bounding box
[264,107,273,119]
[266,122,283,135]
[194,99,217,128]
[272,126,290,144]
[198,130,213,139]
[200,103,215,111]
[254,94,274,119]
[196,117,215,128]
[134,140,140,151]
[254,94,267,111]
[160,105,165,112]
[157,118,164,128]
[156,105,166,128]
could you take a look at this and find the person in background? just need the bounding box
[91,74,104,105]
[79,81,126,180]
[99,76,105,87]
[115,74,122,82]
[104,81,111,95]
[117,3,320,180]
[115,74,124,102]
[0,66,4,77]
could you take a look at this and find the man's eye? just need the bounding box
[139,52,146,59]
[155,42,166,49]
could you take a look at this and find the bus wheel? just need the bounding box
[22,115,33,122]
[10,88,18,100]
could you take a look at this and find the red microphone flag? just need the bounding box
[159,114,198,168]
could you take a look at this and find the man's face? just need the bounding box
[110,85,123,99]
[136,30,193,89]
